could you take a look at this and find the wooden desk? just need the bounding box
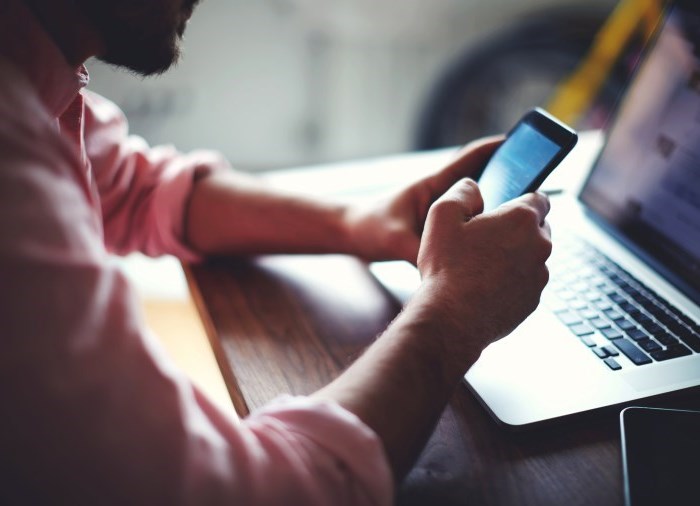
[183,134,700,505]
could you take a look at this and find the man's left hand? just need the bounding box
[344,136,502,263]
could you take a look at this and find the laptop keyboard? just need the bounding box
[544,235,700,371]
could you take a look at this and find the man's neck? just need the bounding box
[23,0,102,67]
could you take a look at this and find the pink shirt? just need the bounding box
[0,1,392,504]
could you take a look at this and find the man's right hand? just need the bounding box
[313,153,553,484]
[415,177,552,374]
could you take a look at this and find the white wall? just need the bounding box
[86,0,610,171]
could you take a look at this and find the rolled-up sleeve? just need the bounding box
[0,83,393,505]
[83,90,226,261]
[241,396,393,505]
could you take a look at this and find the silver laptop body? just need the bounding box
[465,1,700,428]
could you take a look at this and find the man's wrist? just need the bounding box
[397,283,485,385]
[339,204,378,260]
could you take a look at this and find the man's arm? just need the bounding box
[313,180,552,480]
[184,168,355,256]
[85,87,500,264]
[184,139,502,262]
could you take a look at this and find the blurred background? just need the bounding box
[90,0,664,407]
[85,0,658,172]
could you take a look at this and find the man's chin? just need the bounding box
[99,42,180,76]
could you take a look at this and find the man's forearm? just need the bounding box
[312,285,478,482]
[185,169,355,256]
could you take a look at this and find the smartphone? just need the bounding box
[477,108,578,212]
[620,406,700,506]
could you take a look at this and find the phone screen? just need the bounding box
[477,109,577,212]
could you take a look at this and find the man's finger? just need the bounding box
[427,136,504,195]
[511,192,551,225]
[429,178,484,223]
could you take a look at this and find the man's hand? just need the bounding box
[415,178,552,372]
[314,178,551,480]
[344,137,503,263]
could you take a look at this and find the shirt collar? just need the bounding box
[0,0,89,118]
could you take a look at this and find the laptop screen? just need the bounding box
[581,0,700,304]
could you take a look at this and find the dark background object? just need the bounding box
[414,4,639,150]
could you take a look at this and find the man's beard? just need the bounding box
[101,28,181,76]
[77,2,186,76]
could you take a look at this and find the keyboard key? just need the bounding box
[631,312,653,326]
[618,301,636,314]
[603,357,622,370]
[625,328,649,342]
[666,321,687,336]
[602,345,620,356]
[670,306,696,327]
[657,312,678,327]
[654,332,679,346]
[580,308,599,320]
[583,291,602,302]
[637,339,662,353]
[604,308,623,320]
[590,317,611,329]
[556,310,582,326]
[600,284,618,296]
[610,273,624,285]
[613,339,652,365]
[569,323,594,336]
[590,275,607,287]
[609,293,626,304]
[673,327,700,353]
[622,284,643,300]
[580,334,597,347]
[569,299,589,310]
[594,300,613,311]
[640,321,663,334]
[616,319,636,331]
[601,327,623,340]
[646,305,668,320]
[592,347,608,359]
[650,344,693,362]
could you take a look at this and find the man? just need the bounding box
[0,0,552,504]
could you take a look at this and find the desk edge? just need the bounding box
[182,262,251,417]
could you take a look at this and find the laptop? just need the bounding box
[374,0,700,428]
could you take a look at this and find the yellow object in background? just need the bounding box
[546,0,664,126]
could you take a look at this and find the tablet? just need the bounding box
[620,407,700,506]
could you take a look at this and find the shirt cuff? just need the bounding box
[151,150,229,262]
[249,395,394,506]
